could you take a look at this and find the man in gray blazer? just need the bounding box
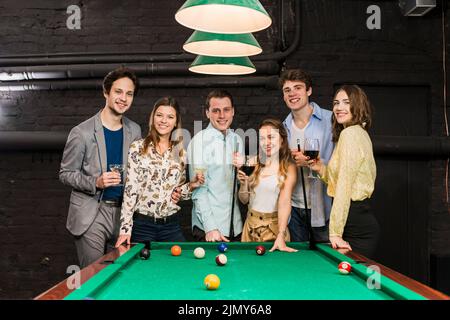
[59,67,142,268]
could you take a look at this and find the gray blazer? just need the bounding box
[59,110,142,236]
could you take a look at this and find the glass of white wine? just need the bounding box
[194,167,207,187]
[109,164,124,186]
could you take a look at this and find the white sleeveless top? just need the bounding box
[249,174,280,213]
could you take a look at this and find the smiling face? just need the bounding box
[206,97,235,134]
[103,77,135,116]
[152,105,177,138]
[282,80,312,112]
[259,125,282,159]
[333,90,353,126]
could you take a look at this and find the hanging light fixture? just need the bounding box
[183,31,262,57]
[175,0,272,34]
[189,55,256,75]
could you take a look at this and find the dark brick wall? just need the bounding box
[0,0,449,299]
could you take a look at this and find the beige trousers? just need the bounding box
[241,209,290,242]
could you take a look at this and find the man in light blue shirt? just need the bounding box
[280,69,334,242]
[187,90,244,242]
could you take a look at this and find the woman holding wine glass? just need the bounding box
[236,119,298,253]
[309,85,379,258]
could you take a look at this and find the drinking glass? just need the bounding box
[109,164,124,186]
[304,138,319,179]
[241,155,256,176]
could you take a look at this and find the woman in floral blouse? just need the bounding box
[310,85,379,258]
[115,97,204,246]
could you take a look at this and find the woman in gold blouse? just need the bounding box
[115,97,204,246]
[310,85,379,258]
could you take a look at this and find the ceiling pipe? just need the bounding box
[253,0,300,61]
[1,133,449,158]
[0,61,279,82]
[0,76,280,91]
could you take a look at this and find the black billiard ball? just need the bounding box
[140,248,150,260]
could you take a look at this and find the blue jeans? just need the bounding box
[288,207,329,242]
[131,218,186,243]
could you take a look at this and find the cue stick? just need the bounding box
[297,139,317,250]
[229,139,239,240]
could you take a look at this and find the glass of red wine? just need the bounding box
[241,155,256,176]
[304,138,319,179]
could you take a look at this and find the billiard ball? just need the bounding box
[171,245,182,256]
[194,247,205,259]
[255,245,266,255]
[217,243,228,253]
[338,261,352,274]
[215,253,227,266]
[204,274,220,290]
[140,248,150,260]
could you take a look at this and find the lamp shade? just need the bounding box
[189,55,256,75]
[183,31,262,57]
[175,0,272,34]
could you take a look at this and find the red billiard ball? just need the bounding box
[255,245,266,255]
[338,261,352,274]
[215,254,227,266]
[171,245,182,256]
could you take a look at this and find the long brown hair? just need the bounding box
[141,97,184,159]
[332,85,373,142]
[249,118,292,191]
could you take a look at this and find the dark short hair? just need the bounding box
[103,67,139,96]
[205,89,234,111]
[279,69,313,91]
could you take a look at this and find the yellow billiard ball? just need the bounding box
[204,274,220,290]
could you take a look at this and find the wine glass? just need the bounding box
[109,164,124,186]
[241,155,256,177]
[194,167,207,186]
[304,138,319,179]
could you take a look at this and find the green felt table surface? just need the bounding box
[65,242,426,300]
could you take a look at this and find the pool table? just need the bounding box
[35,242,448,300]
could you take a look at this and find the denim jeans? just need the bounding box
[131,218,186,243]
[288,206,329,242]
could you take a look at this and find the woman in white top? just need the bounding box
[237,119,298,252]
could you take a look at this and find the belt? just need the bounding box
[133,212,180,225]
[101,199,122,207]
[249,209,278,220]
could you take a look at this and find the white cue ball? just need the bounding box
[194,247,205,259]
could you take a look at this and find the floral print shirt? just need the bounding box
[119,139,191,235]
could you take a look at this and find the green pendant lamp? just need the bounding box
[189,55,256,75]
[175,0,272,34]
[183,31,262,57]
